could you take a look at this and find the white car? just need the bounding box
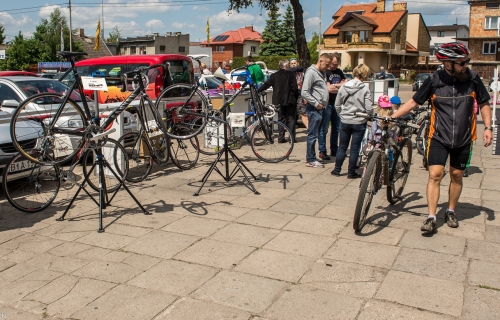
[230,61,276,86]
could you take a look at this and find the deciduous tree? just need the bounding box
[0,24,6,45]
[108,26,122,44]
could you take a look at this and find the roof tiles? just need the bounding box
[201,26,262,45]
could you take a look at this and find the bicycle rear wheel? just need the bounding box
[171,136,200,170]
[353,151,382,232]
[156,84,208,139]
[251,120,294,163]
[194,116,226,155]
[415,121,428,155]
[2,153,60,213]
[387,139,412,204]
[118,131,153,183]
[81,138,129,192]
[10,93,87,166]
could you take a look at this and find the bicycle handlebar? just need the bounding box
[355,112,420,130]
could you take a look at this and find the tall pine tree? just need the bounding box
[259,4,285,56]
[280,5,297,55]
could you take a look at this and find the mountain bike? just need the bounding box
[352,113,420,232]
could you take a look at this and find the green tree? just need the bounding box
[108,26,122,44]
[0,24,6,45]
[259,4,283,56]
[2,32,41,70]
[307,32,319,64]
[280,5,297,56]
[228,0,310,67]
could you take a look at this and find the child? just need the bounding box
[370,95,397,142]
[390,96,402,111]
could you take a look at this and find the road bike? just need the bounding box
[352,113,420,232]
[413,105,431,169]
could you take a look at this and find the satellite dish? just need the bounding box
[213,67,227,81]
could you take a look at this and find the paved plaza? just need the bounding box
[0,84,499,319]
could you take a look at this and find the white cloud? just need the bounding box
[304,17,320,31]
[192,5,210,11]
[0,12,35,39]
[172,22,196,29]
[146,19,165,29]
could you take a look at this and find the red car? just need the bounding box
[0,71,39,77]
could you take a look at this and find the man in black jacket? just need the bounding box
[258,59,299,142]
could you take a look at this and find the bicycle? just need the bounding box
[352,113,420,232]
[413,105,431,168]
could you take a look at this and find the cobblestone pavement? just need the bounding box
[0,84,499,319]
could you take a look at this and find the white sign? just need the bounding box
[0,50,5,60]
[81,76,108,91]
[230,113,245,128]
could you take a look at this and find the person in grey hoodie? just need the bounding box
[331,63,373,178]
[301,53,332,168]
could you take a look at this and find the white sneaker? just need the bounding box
[306,160,325,168]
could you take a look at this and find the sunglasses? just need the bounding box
[290,58,297,62]
[454,58,471,67]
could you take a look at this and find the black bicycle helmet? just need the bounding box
[435,43,470,61]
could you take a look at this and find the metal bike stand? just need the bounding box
[194,84,259,196]
[56,148,150,233]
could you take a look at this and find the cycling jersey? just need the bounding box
[412,69,489,148]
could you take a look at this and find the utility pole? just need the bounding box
[102,0,104,42]
[318,0,322,51]
[69,0,72,51]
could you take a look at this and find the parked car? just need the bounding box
[412,73,431,91]
[0,71,39,77]
[374,72,395,80]
[37,73,57,79]
[344,73,354,80]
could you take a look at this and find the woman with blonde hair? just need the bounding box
[201,62,212,75]
[331,63,373,178]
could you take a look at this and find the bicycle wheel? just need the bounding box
[156,84,209,139]
[415,121,428,155]
[171,136,200,170]
[117,131,153,183]
[353,151,382,232]
[81,138,129,192]
[251,120,294,163]
[10,93,87,166]
[194,116,226,155]
[2,153,60,213]
[387,139,412,204]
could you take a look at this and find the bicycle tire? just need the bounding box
[250,86,273,141]
[353,151,382,232]
[415,121,428,155]
[171,136,200,170]
[251,120,294,163]
[81,138,129,192]
[194,116,227,155]
[387,139,412,204]
[2,153,60,213]
[10,93,87,166]
[156,84,209,139]
[117,131,153,183]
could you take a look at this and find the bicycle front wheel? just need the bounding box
[117,131,153,183]
[2,153,60,213]
[415,121,428,155]
[171,136,200,170]
[156,84,209,139]
[10,93,87,166]
[353,151,382,232]
[194,116,227,155]
[387,139,412,204]
[251,121,294,163]
[81,138,129,192]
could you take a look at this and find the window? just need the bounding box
[359,30,369,43]
[251,46,257,53]
[486,2,500,9]
[139,45,146,54]
[343,31,352,43]
[483,41,497,54]
[395,30,401,44]
[130,46,136,54]
[485,16,499,29]
[216,46,225,52]
[179,46,185,53]
[437,31,445,37]
[0,84,21,103]
[159,45,166,53]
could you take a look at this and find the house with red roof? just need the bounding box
[201,26,263,71]
[322,0,430,73]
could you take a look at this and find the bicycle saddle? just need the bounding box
[57,51,88,58]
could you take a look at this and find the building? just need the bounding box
[321,0,431,73]
[427,25,469,64]
[119,32,190,56]
[73,28,114,58]
[200,26,262,71]
[456,0,500,79]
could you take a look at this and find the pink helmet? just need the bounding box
[378,95,392,108]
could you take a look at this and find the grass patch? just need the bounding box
[478,285,500,291]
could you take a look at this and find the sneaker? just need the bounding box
[347,173,362,179]
[306,160,325,168]
[421,217,437,233]
[463,168,469,177]
[319,152,330,160]
[278,139,288,143]
[331,170,340,176]
[445,210,459,228]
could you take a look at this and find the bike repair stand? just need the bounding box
[194,81,259,196]
[57,136,150,233]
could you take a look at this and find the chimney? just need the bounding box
[175,32,181,36]
[245,26,254,32]
[392,2,407,11]
[77,28,85,37]
[166,32,172,36]
[376,0,385,12]
[153,32,159,36]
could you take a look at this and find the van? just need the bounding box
[64,54,194,103]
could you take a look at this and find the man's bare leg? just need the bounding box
[448,167,464,211]
[427,165,445,217]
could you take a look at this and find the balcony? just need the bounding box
[347,42,390,52]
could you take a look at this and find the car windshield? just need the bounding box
[16,80,83,102]
[199,76,222,89]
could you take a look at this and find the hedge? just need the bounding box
[231,56,298,70]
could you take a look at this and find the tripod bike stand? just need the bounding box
[57,137,150,233]
[194,85,259,196]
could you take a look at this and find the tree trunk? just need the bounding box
[289,0,310,67]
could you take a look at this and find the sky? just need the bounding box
[0,0,471,45]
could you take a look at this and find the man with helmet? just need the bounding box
[393,42,493,234]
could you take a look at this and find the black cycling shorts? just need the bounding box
[427,139,472,170]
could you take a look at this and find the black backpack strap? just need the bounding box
[427,70,443,107]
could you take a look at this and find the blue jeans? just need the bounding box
[306,104,324,162]
[330,107,341,154]
[318,105,333,154]
[334,122,367,175]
